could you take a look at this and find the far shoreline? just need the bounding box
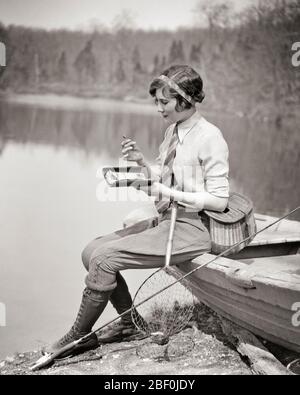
[0,91,156,115]
[0,91,251,121]
[1,91,298,124]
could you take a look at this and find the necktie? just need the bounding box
[155,124,179,214]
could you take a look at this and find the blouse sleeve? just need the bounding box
[198,129,229,199]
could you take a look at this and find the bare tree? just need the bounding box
[111,9,137,32]
[193,0,235,30]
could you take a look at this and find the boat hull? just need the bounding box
[177,253,300,353]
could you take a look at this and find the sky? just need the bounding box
[0,0,259,31]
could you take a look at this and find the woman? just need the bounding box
[47,64,229,355]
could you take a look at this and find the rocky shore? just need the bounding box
[0,303,252,376]
[1,302,298,375]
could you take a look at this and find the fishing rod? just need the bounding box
[30,205,300,371]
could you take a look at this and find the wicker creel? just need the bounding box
[202,192,257,256]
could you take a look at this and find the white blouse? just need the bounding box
[152,111,229,212]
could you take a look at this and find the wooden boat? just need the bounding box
[176,213,300,353]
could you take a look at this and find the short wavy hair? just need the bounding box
[149,64,205,112]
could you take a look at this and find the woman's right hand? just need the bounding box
[121,137,145,164]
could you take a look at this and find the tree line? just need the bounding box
[0,0,299,120]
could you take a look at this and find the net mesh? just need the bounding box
[131,267,196,339]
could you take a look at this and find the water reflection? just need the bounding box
[211,114,300,219]
[0,98,299,219]
[0,99,164,161]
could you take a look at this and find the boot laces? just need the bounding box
[56,326,78,347]
[56,296,86,346]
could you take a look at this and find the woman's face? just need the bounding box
[154,87,194,124]
[154,88,180,124]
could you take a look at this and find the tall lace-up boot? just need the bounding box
[109,272,134,324]
[98,272,146,343]
[45,287,112,357]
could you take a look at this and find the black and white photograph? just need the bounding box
[0,0,299,378]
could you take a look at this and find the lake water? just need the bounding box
[0,94,299,359]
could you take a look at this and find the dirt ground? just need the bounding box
[0,303,252,375]
[0,303,297,376]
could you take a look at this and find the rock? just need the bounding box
[150,332,169,345]
[0,304,258,375]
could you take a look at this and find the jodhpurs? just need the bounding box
[82,208,211,293]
